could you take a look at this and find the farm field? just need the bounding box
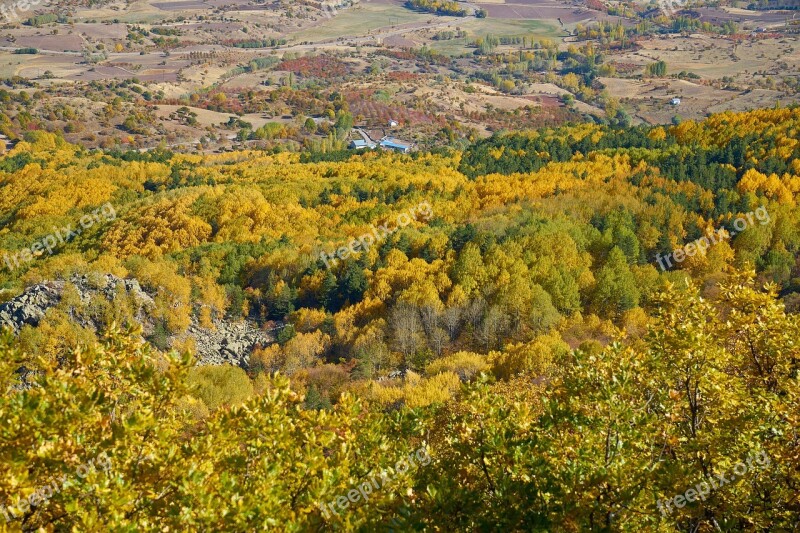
[617,35,800,80]
[427,18,562,54]
[0,0,795,150]
[289,1,433,43]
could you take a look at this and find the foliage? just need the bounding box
[405,0,467,16]
[186,364,254,410]
[1,109,800,528]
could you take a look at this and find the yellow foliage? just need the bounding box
[425,351,489,381]
[488,331,567,380]
[283,331,330,374]
[126,258,192,332]
[250,343,283,374]
[103,195,212,259]
[175,395,210,421]
[16,308,97,363]
[365,371,462,408]
[738,168,795,204]
[186,365,254,410]
[172,335,197,356]
[648,126,667,141]
[621,307,649,339]
[197,276,227,328]
[290,308,329,333]
[91,254,129,278]
[210,187,322,244]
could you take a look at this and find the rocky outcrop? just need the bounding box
[0,274,275,367]
[0,281,63,333]
[177,319,277,367]
[0,274,154,333]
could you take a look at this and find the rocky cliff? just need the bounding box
[0,274,275,367]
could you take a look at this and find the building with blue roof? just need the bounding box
[379,137,413,153]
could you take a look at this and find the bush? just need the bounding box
[187,365,254,410]
[425,351,489,382]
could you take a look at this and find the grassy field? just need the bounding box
[617,35,800,80]
[0,54,34,78]
[427,18,561,55]
[290,3,432,42]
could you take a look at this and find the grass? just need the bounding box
[0,54,32,78]
[290,3,432,43]
[294,5,564,51]
[428,18,562,56]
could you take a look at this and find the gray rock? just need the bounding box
[0,274,276,367]
[0,281,63,333]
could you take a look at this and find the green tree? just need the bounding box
[591,246,640,317]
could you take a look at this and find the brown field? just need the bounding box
[7,35,85,53]
[6,55,78,79]
[71,23,129,40]
[618,35,800,80]
[0,0,794,151]
[601,77,800,124]
[151,0,210,11]
[383,35,418,47]
[478,1,603,24]
[694,6,793,28]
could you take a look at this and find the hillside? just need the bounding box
[0,108,799,529]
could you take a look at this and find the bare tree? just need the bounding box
[442,305,462,341]
[428,327,449,358]
[390,302,424,360]
[474,305,508,352]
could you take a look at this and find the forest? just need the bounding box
[0,108,799,530]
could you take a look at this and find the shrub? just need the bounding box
[187,365,254,410]
[425,351,489,382]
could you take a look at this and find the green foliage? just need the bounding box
[645,60,667,77]
[591,247,641,317]
[186,364,255,410]
[0,326,425,530]
[1,107,800,528]
[405,0,467,16]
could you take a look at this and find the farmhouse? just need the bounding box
[379,137,414,153]
[350,139,376,150]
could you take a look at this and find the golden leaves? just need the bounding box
[102,195,212,259]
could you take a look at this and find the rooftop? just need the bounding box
[380,137,413,150]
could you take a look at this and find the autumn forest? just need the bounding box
[1,107,799,530]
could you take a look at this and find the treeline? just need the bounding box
[226,38,287,49]
[25,13,67,26]
[432,30,467,41]
[405,0,467,16]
